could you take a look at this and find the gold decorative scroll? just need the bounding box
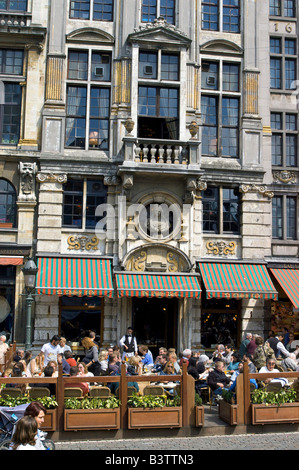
[67,236,99,251]
[206,241,237,256]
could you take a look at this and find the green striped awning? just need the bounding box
[36,257,114,298]
[115,272,201,299]
[198,263,278,300]
[270,269,299,309]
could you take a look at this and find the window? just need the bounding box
[202,186,240,234]
[70,0,113,21]
[0,179,17,228]
[66,49,111,149]
[269,0,296,17]
[0,49,24,145]
[202,0,240,33]
[270,36,297,90]
[138,50,180,139]
[271,112,297,167]
[0,0,27,11]
[141,0,175,24]
[63,178,107,229]
[201,60,240,157]
[272,195,297,240]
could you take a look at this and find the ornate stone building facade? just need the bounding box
[0,1,298,352]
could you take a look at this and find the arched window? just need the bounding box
[0,178,17,228]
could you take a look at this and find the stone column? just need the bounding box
[17,162,37,245]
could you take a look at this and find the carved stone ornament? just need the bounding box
[124,245,191,273]
[273,170,296,184]
[239,184,274,199]
[206,240,237,256]
[18,162,37,202]
[188,121,199,139]
[36,173,67,184]
[104,176,121,186]
[67,235,99,251]
[123,117,135,136]
[133,16,188,38]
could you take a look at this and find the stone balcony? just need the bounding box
[0,11,31,27]
[122,136,201,174]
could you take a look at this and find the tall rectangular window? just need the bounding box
[270,36,297,90]
[272,196,283,239]
[66,49,111,150]
[0,49,24,145]
[271,112,297,167]
[70,0,113,21]
[272,195,297,240]
[202,186,240,234]
[201,60,240,157]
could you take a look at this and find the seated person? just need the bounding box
[152,354,168,373]
[158,361,178,395]
[138,345,154,368]
[128,355,142,376]
[207,360,231,397]
[57,353,70,375]
[154,347,168,365]
[167,352,181,373]
[226,352,241,371]
[179,349,191,367]
[64,366,89,396]
[5,366,27,394]
[64,351,77,367]
[211,344,225,363]
[229,362,258,392]
[108,352,121,375]
[30,365,56,396]
[259,358,289,387]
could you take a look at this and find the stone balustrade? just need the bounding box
[0,12,31,27]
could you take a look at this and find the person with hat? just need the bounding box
[119,327,138,360]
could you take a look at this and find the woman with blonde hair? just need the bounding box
[128,355,142,375]
[98,349,109,372]
[81,337,102,375]
[28,352,45,377]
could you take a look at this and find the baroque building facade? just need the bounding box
[0,1,298,353]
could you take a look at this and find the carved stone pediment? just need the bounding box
[200,39,242,55]
[123,244,192,273]
[128,17,191,49]
[66,28,114,45]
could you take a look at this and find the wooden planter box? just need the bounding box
[251,403,299,425]
[64,408,120,431]
[219,400,238,425]
[195,406,205,427]
[128,407,182,429]
[41,409,57,432]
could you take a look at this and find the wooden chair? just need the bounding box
[89,386,111,398]
[28,387,51,399]
[1,388,23,398]
[143,385,165,396]
[115,386,137,398]
[264,381,282,392]
[64,387,83,398]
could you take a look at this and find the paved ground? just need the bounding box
[54,431,299,451]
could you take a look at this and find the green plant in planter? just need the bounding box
[127,395,166,408]
[64,397,121,410]
[251,388,296,406]
[0,396,58,409]
[195,393,202,406]
[221,389,236,404]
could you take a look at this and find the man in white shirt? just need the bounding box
[119,327,138,360]
[259,358,288,386]
[41,335,62,366]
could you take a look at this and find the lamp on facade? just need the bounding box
[22,258,38,350]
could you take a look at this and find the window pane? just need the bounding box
[284,0,295,17]
[223,63,239,92]
[286,134,297,166]
[138,86,157,116]
[161,53,179,81]
[270,37,282,54]
[139,51,158,79]
[202,0,218,31]
[62,180,84,228]
[86,180,107,228]
[0,49,24,75]
[66,86,87,148]
[201,95,217,155]
[160,88,178,117]
[202,187,219,233]
[270,58,281,88]
[223,0,240,33]
[68,51,88,80]
[91,52,111,81]
[285,59,296,89]
[141,0,156,22]
[271,134,282,166]
[287,197,296,239]
[160,0,175,24]
[271,112,282,130]
[285,38,296,55]
[286,113,297,131]
[89,88,110,150]
[1,83,22,145]
[202,61,218,90]
[70,0,90,19]
[93,0,113,21]
[272,197,283,239]
[270,0,281,15]
[222,98,239,157]
[5,0,27,11]
[0,178,16,226]
[223,187,239,233]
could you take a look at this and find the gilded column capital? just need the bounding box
[36,172,67,184]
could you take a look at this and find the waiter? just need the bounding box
[119,327,138,360]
